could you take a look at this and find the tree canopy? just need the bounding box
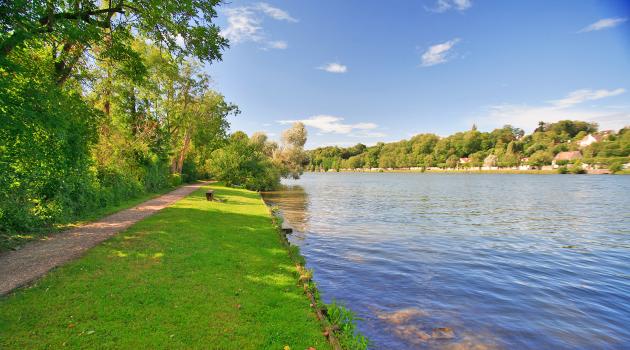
[1,0,226,84]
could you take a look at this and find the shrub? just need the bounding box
[609,162,623,173]
[0,56,99,233]
[528,150,553,167]
[169,173,183,187]
[208,134,282,191]
[143,158,170,191]
[555,159,569,166]
[570,161,586,174]
[571,167,587,174]
[327,301,369,350]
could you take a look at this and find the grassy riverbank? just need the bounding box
[0,184,330,349]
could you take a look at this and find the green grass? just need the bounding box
[0,184,330,349]
[0,187,175,252]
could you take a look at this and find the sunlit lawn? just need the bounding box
[0,184,329,349]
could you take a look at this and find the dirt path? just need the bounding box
[0,182,209,296]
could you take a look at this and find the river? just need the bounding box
[262,172,630,349]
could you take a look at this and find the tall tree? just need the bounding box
[275,122,308,178]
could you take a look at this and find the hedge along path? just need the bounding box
[0,181,210,295]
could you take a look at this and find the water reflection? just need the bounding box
[269,173,630,350]
[261,184,310,233]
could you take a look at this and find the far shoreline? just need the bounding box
[307,168,630,175]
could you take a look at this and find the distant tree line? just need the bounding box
[307,121,629,171]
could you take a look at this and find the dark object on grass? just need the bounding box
[205,190,226,202]
[281,220,293,234]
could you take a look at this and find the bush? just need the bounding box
[169,173,183,187]
[208,134,282,191]
[571,167,587,174]
[327,301,369,350]
[557,166,569,174]
[143,158,171,191]
[528,150,553,167]
[570,161,586,174]
[609,162,623,173]
[181,157,200,183]
[0,56,99,233]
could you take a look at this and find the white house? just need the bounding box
[578,134,603,148]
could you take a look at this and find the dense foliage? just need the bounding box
[307,121,629,171]
[0,1,236,239]
[1,50,100,232]
[208,123,308,191]
[1,0,226,85]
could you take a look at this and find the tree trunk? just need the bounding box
[176,129,192,175]
[55,44,84,85]
[172,76,192,175]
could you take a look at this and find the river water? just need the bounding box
[262,173,630,350]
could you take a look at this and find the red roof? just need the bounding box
[554,151,582,161]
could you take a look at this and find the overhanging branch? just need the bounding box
[38,6,125,26]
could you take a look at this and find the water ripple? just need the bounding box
[264,173,630,349]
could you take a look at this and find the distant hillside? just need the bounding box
[306,120,629,171]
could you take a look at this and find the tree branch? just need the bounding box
[1,4,126,57]
[38,7,125,26]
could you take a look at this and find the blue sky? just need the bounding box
[206,0,630,148]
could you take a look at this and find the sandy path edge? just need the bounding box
[0,181,210,296]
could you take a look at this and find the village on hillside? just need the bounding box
[307,122,630,174]
[460,131,618,174]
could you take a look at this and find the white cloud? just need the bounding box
[478,88,629,132]
[266,40,288,49]
[279,115,382,136]
[429,0,472,13]
[453,0,472,10]
[421,38,460,66]
[549,88,625,108]
[256,3,298,22]
[220,3,296,48]
[220,7,262,44]
[579,17,627,33]
[318,62,348,73]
